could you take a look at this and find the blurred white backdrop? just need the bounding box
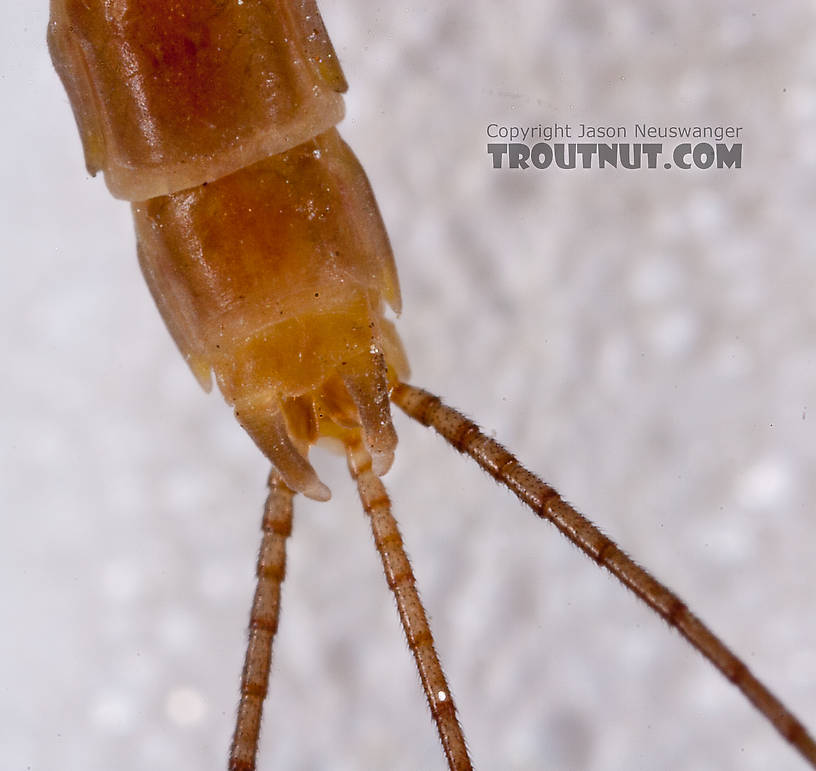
[2,2,816,770]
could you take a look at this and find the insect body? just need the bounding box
[43,1,816,771]
[48,1,464,767]
[48,0,406,503]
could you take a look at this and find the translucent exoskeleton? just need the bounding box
[4,1,816,770]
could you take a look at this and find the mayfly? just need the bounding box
[19,0,816,768]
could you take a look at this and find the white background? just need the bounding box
[3,2,816,770]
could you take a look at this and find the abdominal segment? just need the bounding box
[48,0,347,199]
[133,129,409,497]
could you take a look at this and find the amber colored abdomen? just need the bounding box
[48,0,347,199]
